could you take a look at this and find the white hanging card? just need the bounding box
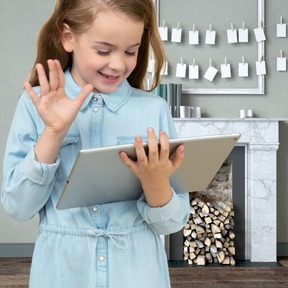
[220,64,231,78]
[256,60,266,75]
[176,63,187,78]
[205,30,216,45]
[238,63,249,77]
[254,27,266,42]
[238,28,249,43]
[277,57,287,71]
[158,27,168,41]
[160,61,168,76]
[171,28,182,43]
[204,66,218,81]
[189,65,199,79]
[227,29,237,44]
[277,24,287,38]
[147,58,155,74]
[189,30,199,45]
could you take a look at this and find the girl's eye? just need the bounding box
[125,51,136,56]
[97,50,110,56]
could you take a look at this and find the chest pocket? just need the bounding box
[56,135,80,181]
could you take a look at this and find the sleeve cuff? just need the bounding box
[137,189,181,223]
[21,148,60,185]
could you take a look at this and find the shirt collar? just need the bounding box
[64,68,131,112]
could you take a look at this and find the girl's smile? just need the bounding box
[61,10,144,94]
[99,72,120,84]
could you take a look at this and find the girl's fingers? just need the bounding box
[134,136,148,165]
[28,59,93,116]
[170,144,185,171]
[55,60,65,89]
[24,81,40,106]
[119,136,147,176]
[119,152,137,172]
[74,84,94,110]
[159,131,170,161]
[36,63,49,96]
[48,59,59,91]
[146,127,159,164]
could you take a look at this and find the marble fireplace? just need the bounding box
[173,118,281,262]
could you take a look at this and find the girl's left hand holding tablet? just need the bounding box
[24,60,94,164]
[120,128,185,207]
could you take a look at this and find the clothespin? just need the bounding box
[209,24,212,32]
[162,20,165,28]
[209,58,212,66]
[280,50,283,58]
[177,22,180,30]
[259,55,263,63]
[193,58,196,67]
[225,57,227,66]
[280,16,283,25]
[180,57,183,65]
[242,22,245,31]
[231,23,234,31]
[260,21,263,29]
[193,24,195,33]
[242,56,245,64]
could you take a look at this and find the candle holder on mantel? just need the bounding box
[240,109,253,118]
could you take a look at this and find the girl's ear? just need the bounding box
[61,24,74,52]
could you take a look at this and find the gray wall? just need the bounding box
[0,1,287,255]
[0,1,55,248]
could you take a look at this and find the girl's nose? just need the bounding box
[109,54,126,72]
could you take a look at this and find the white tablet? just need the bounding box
[56,133,240,209]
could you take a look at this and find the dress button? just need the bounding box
[93,107,99,113]
[98,256,105,262]
[93,96,98,102]
[92,206,98,212]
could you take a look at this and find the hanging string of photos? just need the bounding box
[147,17,287,82]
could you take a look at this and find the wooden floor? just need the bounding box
[0,257,288,287]
[170,264,288,287]
[0,258,31,288]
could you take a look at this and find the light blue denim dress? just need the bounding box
[1,69,190,288]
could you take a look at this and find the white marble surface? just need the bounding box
[174,118,288,121]
[174,118,280,262]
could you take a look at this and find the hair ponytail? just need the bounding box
[28,3,71,86]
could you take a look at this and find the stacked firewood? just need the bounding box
[183,197,236,266]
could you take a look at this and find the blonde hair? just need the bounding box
[28,0,165,91]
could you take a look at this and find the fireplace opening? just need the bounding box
[167,146,245,263]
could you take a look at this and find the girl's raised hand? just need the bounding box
[24,59,94,137]
[120,128,185,207]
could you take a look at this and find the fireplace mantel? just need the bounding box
[173,118,285,262]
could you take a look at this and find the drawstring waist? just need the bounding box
[39,224,148,250]
[86,229,128,249]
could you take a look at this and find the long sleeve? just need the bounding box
[137,190,190,235]
[1,92,60,221]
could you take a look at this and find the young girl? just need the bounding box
[1,0,190,287]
